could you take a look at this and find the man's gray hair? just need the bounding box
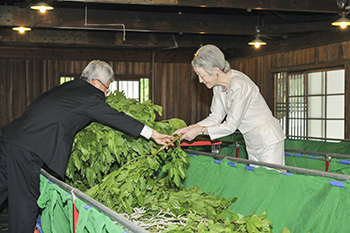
[191,44,231,75]
[80,60,115,84]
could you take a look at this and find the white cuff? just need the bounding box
[140,125,153,139]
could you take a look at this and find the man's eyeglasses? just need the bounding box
[97,79,111,95]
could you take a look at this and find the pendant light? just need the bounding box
[331,12,350,29]
[248,29,267,48]
[332,0,350,29]
[12,26,31,33]
[248,13,267,48]
[30,2,54,13]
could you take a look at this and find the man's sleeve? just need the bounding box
[84,94,145,137]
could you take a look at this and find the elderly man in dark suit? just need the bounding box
[0,60,174,232]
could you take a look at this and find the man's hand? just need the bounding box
[151,130,175,147]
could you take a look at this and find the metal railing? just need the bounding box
[184,149,350,181]
[40,169,150,233]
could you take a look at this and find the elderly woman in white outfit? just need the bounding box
[174,44,286,165]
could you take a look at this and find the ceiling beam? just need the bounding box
[227,29,350,58]
[19,0,33,8]
[0,6,337,37]
[0,26,252,49]
[57,0,342,13]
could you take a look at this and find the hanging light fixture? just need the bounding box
[331,12,350,28]
[248,13,267,48]
[30,2,54,13]
[12,26,32,33]
[248,29,267,48]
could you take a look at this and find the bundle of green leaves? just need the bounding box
[65,91,188,191]
[65,91,274,232]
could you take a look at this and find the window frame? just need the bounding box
[112,76,150,102]
[59,75,77,85]
[274,66,346,141]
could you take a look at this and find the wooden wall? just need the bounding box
[153,62,212,124]
[0,54,212,129]
[1,41,350,138]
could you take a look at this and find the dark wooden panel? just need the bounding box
[47,60,55,89]
[180,64,195,124]
[42,60,48,92]
[5,60,14,122]
[172,63,180,119]
[25,59,33,105]
[78,0,340,13]
[1,41,350,138]
[152,61,211,125]
[14,60,27,119]
[0,59,7,124]
[32,60,42,99]
[189,69,197,124]
[0,46,194,63]
[153,62,163,119]
[166,63,174,122]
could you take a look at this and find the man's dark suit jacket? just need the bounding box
[0,79,145,178]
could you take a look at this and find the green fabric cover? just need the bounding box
[284,139,350,172]
[212,136,350,173]
[182,154,350,233]
[38,175,127,233]
[38,176,73,233]
[37,136,350,232]
[75,198,125,233]
[328,158,350,175]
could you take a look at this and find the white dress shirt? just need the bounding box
[140,125,153,139]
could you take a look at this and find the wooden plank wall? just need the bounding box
[0,57,213,129]
[153,62,212,124]
[1,41,350,137]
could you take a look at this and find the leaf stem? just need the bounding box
[150,134,182,157]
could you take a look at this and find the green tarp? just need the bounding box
[284,139,350,175]
[215,135,350,174]
[182,154,350,233]
[38,175,127,233]
[37,136,350,232]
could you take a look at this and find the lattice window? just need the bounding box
[274,68,345,141]
[60,76,75,85]
[109,78,149,102]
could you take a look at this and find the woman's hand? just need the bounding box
[151,130,175,147]
[173,124,202,141]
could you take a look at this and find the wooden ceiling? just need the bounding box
[1,0,350,58]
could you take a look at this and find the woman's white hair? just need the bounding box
[80,60,115,84]
[191,44,231,75]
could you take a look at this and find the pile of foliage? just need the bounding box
[65,91,274,232]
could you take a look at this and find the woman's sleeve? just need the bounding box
[197,87,227,126]
[205,78,255,139]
